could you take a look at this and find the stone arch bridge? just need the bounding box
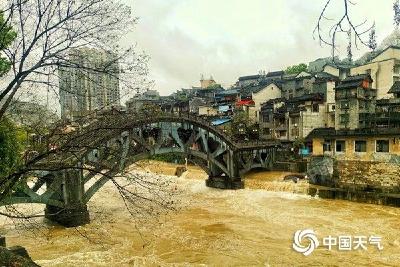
[1,113,282,227]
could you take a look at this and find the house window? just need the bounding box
[341,101,349,109]
[355,140,367,152]
[291,128,299,137]
[376,140,390,153]
[359,100,365,110]
[312,104,319,113]
[394,65,400,74]
[336,140,346,152]
[263,128,270,135]
[323,140,332,152]
[340,114,349,124]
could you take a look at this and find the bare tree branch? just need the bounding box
[314,0,375,60]
[0,0,151,119]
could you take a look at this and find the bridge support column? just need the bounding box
[205,159,243,189]
[45,169,90,227]
[206,176,244,189]
[205,149,244,189]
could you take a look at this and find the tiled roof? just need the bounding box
[287,93,324,103]
[266,71,284,77]
[324,63,354,70]
[313,72,339,80]
[307,127,400,140]
[238,74,261,81]
[335,74,372,90]
[211,118,232,126]
[389,81,400,94]
[368,45,400,62]
[241,80,283,97]
[216,89,239,96]
[342,74,371,82]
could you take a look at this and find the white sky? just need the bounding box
[122,0,396,95]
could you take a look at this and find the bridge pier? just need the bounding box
[45,204,89,227]
[205,176,244,190]
[45,169,90,227]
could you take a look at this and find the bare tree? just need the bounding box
[394,0,400,27]
[0,0,150,120]
[0,112,181,230]
[368,24,377,51]
[0,1,179,231]
[314,0,376,59]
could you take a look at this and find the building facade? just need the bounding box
[59,48,120,120]
[334,74,376,130]
[350,46,400,99]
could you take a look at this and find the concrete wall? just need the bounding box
[372,47,400,63]
[323,65,340,77]
[198,106,217,116]
[287,102,326,141]
[301,103,327,139]
[335,160,400,191]
[308,156,400,192]
[335,98,359,130]
[252,84,282,122]
[351,58,396,99]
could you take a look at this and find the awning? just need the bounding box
[211,118,232,126]
[236,100,255,106]
[218,105,230,112]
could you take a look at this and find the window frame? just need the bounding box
[354,140,367,153]
[335,140,346,153]
[376,139,390,153]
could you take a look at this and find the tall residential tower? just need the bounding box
[59,48,120,120]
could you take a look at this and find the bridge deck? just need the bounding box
[30,113,281,170]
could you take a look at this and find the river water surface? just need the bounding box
[1,161,400,266]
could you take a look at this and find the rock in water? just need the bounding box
[175,166,187,177]
[0,246,40,267]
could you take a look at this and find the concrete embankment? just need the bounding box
[307,156,400,206]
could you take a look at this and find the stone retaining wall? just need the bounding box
[335,160,400,192]
[307,156,400,206]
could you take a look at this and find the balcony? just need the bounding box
[374,112,400,121]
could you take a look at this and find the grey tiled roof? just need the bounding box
[238,74,261,81]
[307,127,400,140]
[389,81,400,94]
[335,74,372,90]
[266,71,284,77]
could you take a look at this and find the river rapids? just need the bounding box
[1,161,400,266]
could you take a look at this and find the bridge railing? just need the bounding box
[43,111,281,155]
[112,111,281,149]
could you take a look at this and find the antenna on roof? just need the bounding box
[201,74,204,81]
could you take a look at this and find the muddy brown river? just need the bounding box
[1,161,400,266]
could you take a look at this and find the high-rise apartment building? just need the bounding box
[59,48,120,120]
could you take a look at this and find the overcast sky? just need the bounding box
[121,0,396,95]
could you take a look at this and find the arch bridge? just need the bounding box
[1,113,281,227]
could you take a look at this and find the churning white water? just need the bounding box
[1,161,400,266]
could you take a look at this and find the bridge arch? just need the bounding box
[1,113,279,227]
